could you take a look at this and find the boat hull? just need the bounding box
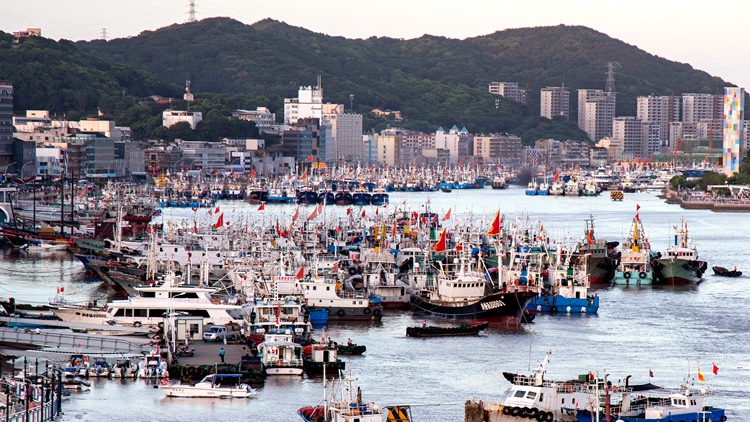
[612,270,652,285]
[526,295,599,313]
[161,386,255,398]
[409,289,537,327]
[264,366,304,375]
[651,258,707,285]
[308,304,383,322]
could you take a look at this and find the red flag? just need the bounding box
[346,207,351,216]
[361,209,366,218]
[258,203,265,211]
[276,220,281,236]
[487,211,501,236]
[412,211,418,220]
[301,173,307,180]
[587,230,594,245]
[306,155,313,161]
[442,208,451,221]
[335,226,341,233]
[553,173,559,183]
[250,169,256,177]
[213,212,224,230]
[339,157,343,162]
[432,229,447,252]
[375,207,379,216]
[296,267,304,280]
[455,242,463,252]
[649,369,654,378]
[215,206,220,214]
[712,363,719,375]
[307,206,320,221]
[636,204,641,211]
[392,220,397,236]
[292,206,300,221]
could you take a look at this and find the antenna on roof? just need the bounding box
[317,74,322,90]
[187,0,198,23]
[605,62,620,93]
[184,80,194,110]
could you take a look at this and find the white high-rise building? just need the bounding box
[636,95,680,151]
[325,113,364,162]
[540,86,570,119]
[578,89,603,131]
[284,85,324,125]
[434,125,461,164]
[682,93,721,123]
[489,82,525,103]
[612,116,644,159]
[583,93,616,143]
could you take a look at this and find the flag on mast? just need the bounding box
[697,364,705,382]
[212,213,224,230]
[487,211,501,236]
[442,208,451,221]
[432,229,447,252]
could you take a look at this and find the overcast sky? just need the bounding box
[3,0,749,92]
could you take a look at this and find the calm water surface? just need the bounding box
[1,187,748,421]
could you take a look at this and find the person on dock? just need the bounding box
[219,347,225,363]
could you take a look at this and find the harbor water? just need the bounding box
[1,187,748,421]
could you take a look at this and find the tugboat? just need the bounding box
[651,217,707,285]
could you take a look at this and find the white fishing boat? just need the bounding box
[612,213,654,285]
[161,373,257,398]
[111,358,139,378]
[257,333,305,375]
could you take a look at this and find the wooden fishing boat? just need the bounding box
[405,321,489,337]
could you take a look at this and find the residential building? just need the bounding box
[474,134,523,166]
[162,110,203,129]
[682,93,722,123]
[325,113,363,162]
[612,117,644,160]
[540,86,570,119]
[723,87,745,174]
[636,95,680,150]
[534,139,562,168]
[284,85,325,125]
[561,140,591,168]
[590,146,609,167]
[376,133,399,167]
[232,107,278,133]
[401,132,435,149]
[641,123,662,156]
[489,82,526,103]
[281,118,323,162]
[596,137,624,163]
[114,142,145,177]
[582,92,616,143]
[37,146,64,177]
[144,145,182,175]
[178,141,227,172]
[434,126,462,164]
[0,81,12,167]
[577,89,603,132]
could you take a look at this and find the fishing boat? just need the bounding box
[612,213,654,285]
[712,266,742,277]
[302,342,346,374]
[578,216,617,285]
[160,373,257,398]
[651,217,707,285]
[111,358,139,378]
[336,342,366,355]
[257,333,305,375]
[405,321,489,337]
[467,352,725,422]
[526,250,599,314]
[298,371,407,422]
[410,251,539,326]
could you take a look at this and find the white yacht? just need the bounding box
[161,374,257,398]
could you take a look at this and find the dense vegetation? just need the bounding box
[0,19,738,144]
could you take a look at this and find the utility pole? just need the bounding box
[187,0,198,23]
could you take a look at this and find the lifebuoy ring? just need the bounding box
[623,272,631,279]
[149,341,154,346]
[363,308,371,315]
[612,386,619,393]
[639,271,647,279]
[160,378,168,386]
[212,298,220,305]
[567,385,574,393]
[133,321,142,327]
[373,309,382,317]
[336,309,346,317]
[583,382,589,389]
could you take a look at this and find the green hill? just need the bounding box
[0,31,180,118]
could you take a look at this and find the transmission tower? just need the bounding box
[101,28,108,40]
[605,61,620,93]
[187,1,198,23]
